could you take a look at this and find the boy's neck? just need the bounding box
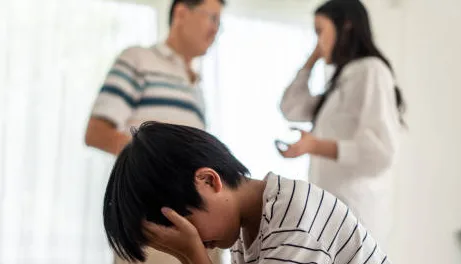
[237,178,267,247]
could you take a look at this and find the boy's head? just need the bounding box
[103,121,249,262]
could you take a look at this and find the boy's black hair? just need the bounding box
[103,121,249,262]
[169,0,226,26]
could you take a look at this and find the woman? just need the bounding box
[278,0,405,247]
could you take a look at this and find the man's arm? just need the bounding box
[85,117,130,156]
[85,47,146,155]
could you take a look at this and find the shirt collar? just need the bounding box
[153,42,202,82]
[154,42,176,60]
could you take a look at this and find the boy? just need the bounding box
[103,121,390,264]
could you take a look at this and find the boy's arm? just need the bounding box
[144,244,211,264]
[184,248,213,264]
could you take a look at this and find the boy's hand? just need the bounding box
[142,208,211,264]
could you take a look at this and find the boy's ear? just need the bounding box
[195,168,223,193]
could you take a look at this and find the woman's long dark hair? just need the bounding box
[312,0,406,125]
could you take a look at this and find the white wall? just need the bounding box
[139,0,324,37]
[365,0,461,263]
[115,0,170,39]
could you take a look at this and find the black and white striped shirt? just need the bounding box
[230,173,390,264]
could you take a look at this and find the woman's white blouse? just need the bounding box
[280,57,401,246]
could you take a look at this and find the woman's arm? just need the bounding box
[280,47,322,122]
[280,59,400,175]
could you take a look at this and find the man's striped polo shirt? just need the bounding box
[91,43,206,133]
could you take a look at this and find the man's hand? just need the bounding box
[85,117,130,155]
[142,208,212,264]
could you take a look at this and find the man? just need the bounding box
[85,0,223,155]
[85,0,225,263]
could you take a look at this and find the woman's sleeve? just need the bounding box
[280,68,321,122]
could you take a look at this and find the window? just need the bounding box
[0,1,157,263]
[202,15,325,181]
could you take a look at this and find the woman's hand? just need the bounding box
[304,44,322,70]
[277,128,318,158]
[277,128,339,160]
[142,208,211,264]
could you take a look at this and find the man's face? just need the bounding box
[177,0,222,56]
[185,168,242,249]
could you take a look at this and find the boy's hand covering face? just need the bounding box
[142,207,205,262]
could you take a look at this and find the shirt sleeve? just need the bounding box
[259,225,390,264]
[280,68,321,122]
[90,47,144,130]
[335,61,400,175]
[328,219,391,264]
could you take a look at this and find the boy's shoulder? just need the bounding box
[262,173,348,237]
[232,173,390,264]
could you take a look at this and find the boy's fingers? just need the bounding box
[142,221,158,239]
[161,207,189,230]
[142,220,173,239]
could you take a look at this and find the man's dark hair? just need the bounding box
[103,121,249,262]
[168,0,226,26]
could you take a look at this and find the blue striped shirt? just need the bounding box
[91,43,206,133]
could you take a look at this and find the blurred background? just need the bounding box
[0,0,460,263]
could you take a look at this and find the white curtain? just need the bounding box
[202,15,325,181]
[0,1,157,263]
